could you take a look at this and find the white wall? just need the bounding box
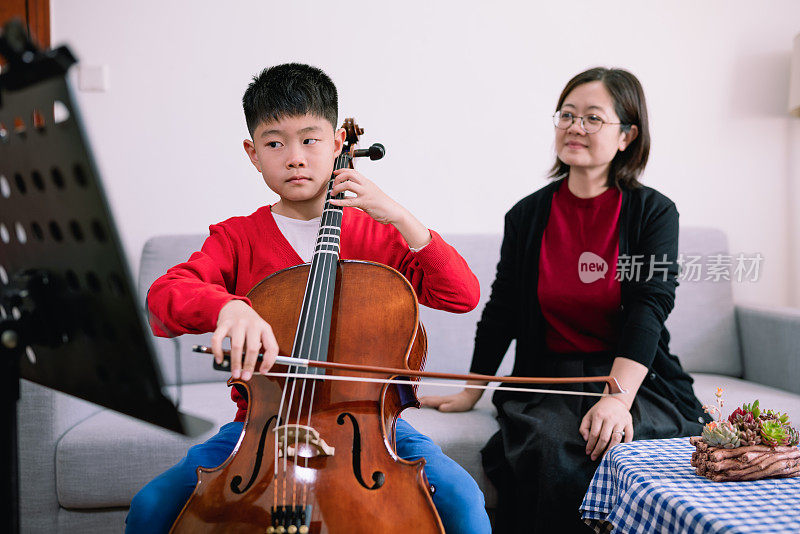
[50,0,800,307]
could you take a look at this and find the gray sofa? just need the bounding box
[18,228,800,533]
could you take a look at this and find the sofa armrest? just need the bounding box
[736,304,800,396]
[18,380,102,532]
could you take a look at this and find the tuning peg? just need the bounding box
[352,143,385,160]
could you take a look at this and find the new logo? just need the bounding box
[578,252,607,283]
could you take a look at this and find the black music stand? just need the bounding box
[0,20,213,534]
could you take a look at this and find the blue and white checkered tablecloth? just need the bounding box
[580,437,800,534]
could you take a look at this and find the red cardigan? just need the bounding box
[147,205,480,420]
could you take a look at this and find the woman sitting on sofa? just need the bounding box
[420,67,708,533]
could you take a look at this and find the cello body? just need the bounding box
[170,261,444,533]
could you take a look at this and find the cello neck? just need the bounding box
[314,150,350,262]
[289,142,353,363]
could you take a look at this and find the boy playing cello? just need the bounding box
[125,63,491,534]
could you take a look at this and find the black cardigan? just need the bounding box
[470,177,705,422]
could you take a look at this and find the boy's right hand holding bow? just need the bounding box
[211,300,279,380]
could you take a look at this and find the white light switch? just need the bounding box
[78,65,109,92]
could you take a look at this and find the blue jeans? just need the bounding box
[126,419,490,534]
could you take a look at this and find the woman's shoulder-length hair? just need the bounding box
[548,67,651,191]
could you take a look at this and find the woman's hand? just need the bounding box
[211,300,279,380]
[419,391,478,412]
[579,396,633,461]
[419,381,486,412]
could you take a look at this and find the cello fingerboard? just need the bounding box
[289,151,350,370]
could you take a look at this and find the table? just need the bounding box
[580,437,800,533]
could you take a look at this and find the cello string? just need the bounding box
[270,136,351,517]
[283,188,330,507]
[288,150,345,512]
[299,154,346,503]
[294,150,348,520]
[273,295,307,508]
[272,211,322,508]
[301,179,341,419]
[298,249,335,509]
[272,153,340,510]
[298,150,347,512]
[301,217,339,457]
[276,303,306,504]
[301,155,345,447]
[273,181,336,508]
[288,184,332,508]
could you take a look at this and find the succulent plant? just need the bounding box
[786,426,800,447]
[727,403,762,446]
[728,407,756,426]
[740,400,761,419]
[737,421,763,447]
[728,407,744,423]
[760,409,791,426]
[760,419,792,447]
[700,394,799,449]
[702,421,741,448]
[738,430,762,446]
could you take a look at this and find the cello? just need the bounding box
[171,119,446,533]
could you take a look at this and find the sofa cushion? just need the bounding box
[419,234,514,377]
[737,304,800,396]
[403,384,500,507]
[57,508,128,534]
[139,235,226,386]
[56,382,235,509]
[665,228,741,376]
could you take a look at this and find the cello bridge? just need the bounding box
[275,424,335,459]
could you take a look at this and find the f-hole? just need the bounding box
[337,412,385,490]
[231,415,279,494]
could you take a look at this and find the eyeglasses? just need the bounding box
[552,110,626,134]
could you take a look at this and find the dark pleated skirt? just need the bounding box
[482,351,704,533]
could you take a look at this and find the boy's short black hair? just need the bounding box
[242,63,338,137]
